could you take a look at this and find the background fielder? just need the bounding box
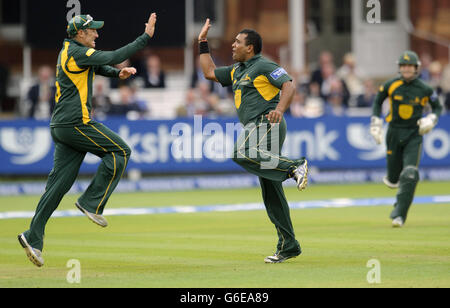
[370,50,442,228]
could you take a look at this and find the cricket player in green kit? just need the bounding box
[198,19,308,263]
[370,51,442,228]
[18,13,157,267]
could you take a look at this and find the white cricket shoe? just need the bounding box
[18,233,44,267]
[75,202,108,227]
[264,252,300,264]
[392,217,404,228]
[292,160,308,191]
[383,176,399,189]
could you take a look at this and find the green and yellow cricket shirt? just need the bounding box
[51,33,150,127]
[373,77,442,128]
[214,54,292,125]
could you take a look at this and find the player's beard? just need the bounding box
[232,51,245,62]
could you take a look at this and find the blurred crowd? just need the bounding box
[286,51,450,118]
[1,50,450,121]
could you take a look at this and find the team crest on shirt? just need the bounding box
[238,74,252,86]
[270,68,287,80]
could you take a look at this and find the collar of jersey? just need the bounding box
[241,54,262,68]
[65,38,86,48]
[399,76,418,84]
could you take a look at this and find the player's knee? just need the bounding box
[399,166,419,184]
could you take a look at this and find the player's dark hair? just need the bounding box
[239,29,262,55]
[68,29,86,39]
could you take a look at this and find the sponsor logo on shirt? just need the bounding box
[270,68,287,80]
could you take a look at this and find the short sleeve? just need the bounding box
[214,65,234,87]
[264,64,292,89]
[378,81,389,97]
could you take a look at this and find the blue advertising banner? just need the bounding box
[0,116,449,175]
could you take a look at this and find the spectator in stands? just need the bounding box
[27,65,56,120]
[92,77,113,119]
[177,88,198,117]
[425,61,449,113]
[129,82,150,117]
[337,53,364,98]
[108,85,147,118]
[419,52,433,82]
[294,68,312,90]
[320,63,350,106]
[446,95,450,113]
[320,63,336,98]
[356,79,376,108]
[303,82,325,118]
[191,57,231,99]
[191,58,209,88]
[141,54,166,88]
[428,61,443,94]
[110,59,135,89]
[198,81,221,116]
[324,79,347,117]
[439,62,450,112]
[311,50,334,89]
[177,81,221,117]
[286,87,307,118]
[0,62,8,111]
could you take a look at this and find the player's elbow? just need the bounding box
[205,75,217,82]
[282,81,295,93]
[203,70,217,81]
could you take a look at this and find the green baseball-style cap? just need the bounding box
[397,50,421,66]
[67,14,104,37]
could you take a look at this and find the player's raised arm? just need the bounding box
[75,13,157,67]
[198,19,218,82]
[145,12,157,38]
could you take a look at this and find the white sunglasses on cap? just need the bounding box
[82,15,94,27]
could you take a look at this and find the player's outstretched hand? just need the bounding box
[198,18,211,41]
[145,13,157,38]
[119,67,137,80]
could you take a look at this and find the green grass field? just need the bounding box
[0,181,449,288]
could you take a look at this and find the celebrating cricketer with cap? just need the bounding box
[18,13,157,267]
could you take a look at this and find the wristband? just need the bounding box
[199,40,210,54]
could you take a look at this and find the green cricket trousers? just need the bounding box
[24,121,131,251]
[233,115,304,256]
[385,125,422,222]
